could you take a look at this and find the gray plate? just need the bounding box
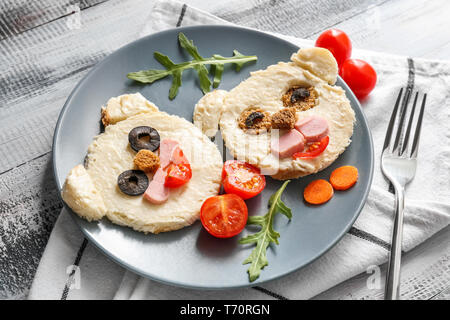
[53,25,374,289]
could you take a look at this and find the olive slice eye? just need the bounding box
[117,170,149,196]
[128,126,160,152]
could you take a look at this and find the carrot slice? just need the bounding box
[330,166,358,190]
[303,179,334,205]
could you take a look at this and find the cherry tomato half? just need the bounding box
[222,160,266,200]
[200,194,248,238]
[340,59,377,100]
[165,163,192,188]
[315,29,352,70]
[170,146,189,165]
[293,136,329,159]
[164,146,192,188]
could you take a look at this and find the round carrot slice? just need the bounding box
[303,179,334,205]
[330,166,358,190]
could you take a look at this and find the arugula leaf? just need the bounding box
[212,64,223,88]
[127,32,257,99]
[239,180,292,282]
[178,33,211,94]
[169,69,182,100]
[154,51,176,68]
[178,32,203,60]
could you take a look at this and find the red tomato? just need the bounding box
[315,29,352,69]
[170,146,189,165]
[165,163,192,188]
[340,59,377,100]
[293,136,329,159]
[164,146,192,188]
[222,160,266,200]
[200,194,248,238]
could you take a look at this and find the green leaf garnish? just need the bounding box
[211,64,223,88]
[239,180,292,282]
[127,32,257,99]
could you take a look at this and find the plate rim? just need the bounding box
[52,24,374,290]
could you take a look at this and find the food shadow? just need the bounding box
[196,228,240,258]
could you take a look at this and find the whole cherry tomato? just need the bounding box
[340,58,377,100]
[315,29,352,70]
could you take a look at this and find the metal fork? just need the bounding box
[381,87,427,300]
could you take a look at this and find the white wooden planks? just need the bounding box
[0,0,153,172]
[194,0,388,39]
[0,0,106,40]
[0,152,61,299]
[304,0,450,60]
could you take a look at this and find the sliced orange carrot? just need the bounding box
[303,179,334,205]
[330,165,358,190]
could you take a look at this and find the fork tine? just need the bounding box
[383,88,404,152]
[410,93,427,159]
[392,88,412,154]
[401,92,419,156]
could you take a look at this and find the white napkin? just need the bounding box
[28,0,450,300]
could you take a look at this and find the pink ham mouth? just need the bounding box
[271,115,329,159]
[271,129,306,159]
[143,139,179,204]
[294,115,329,143]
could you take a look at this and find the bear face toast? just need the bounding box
[62,94,223,234]
[195,47,355,180]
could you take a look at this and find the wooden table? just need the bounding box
[0,0,448,300]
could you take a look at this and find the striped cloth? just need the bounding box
[28,0,450,300]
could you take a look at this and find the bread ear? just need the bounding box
[193,89,228,138]
[61,165,107,221]
[291,47,338,85]
[101,93,159,126]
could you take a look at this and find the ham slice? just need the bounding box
[143,168,169,204]
[294,116,329,143]
[271,129,306,159]
[159,138,179,169]
[143,139,179,204]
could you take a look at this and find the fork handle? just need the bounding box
[385,182,405,300]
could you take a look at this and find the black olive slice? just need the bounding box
[128,126,160,152]
[245,111,265,128]
[290,87,310,103]
[117,170,149,196]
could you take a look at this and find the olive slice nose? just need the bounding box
[117,170,149,196]
[291,87,310,103]
[245,111,265,128]
[128,126,160,152]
